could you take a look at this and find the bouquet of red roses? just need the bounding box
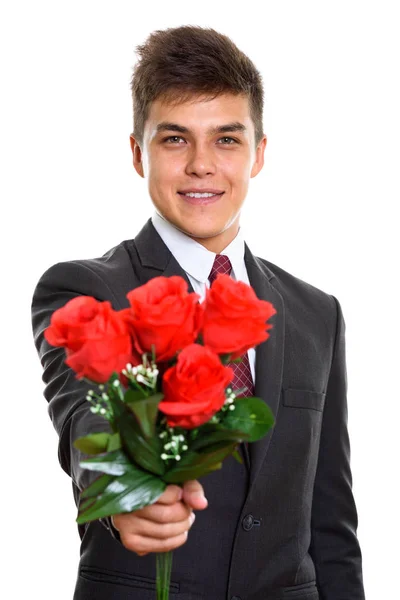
[45,273,277,600]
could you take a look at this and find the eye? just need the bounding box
[217,137,238,144]
[163,136,186,144]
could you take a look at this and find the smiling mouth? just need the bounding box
[178,192,224,198]
[178,191,224,205]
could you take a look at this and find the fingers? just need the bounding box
[118,511,196,556]
[156,484,183,505]
[127,530,190,555]
[136,498,191,524]
[110,481,207,557]
[182,480,208,510]
[130,512,196,541]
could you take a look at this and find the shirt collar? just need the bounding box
[151,211,246,283]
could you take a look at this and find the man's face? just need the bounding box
[130,92,266,252]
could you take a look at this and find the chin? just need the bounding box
[182,223,225,239]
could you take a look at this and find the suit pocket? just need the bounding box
[79,565,180,593]
[282,388,326,412]
[281,580,319,598]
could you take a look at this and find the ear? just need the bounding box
[250,134,267,178]
[130,135,145,178]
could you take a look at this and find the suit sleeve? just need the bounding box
[31,260,123,542]
[309,296,365,599]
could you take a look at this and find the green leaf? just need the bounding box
[189,428,250,452]
[81,474,114,500]
[79,497,97,512]
[124,389,147,403]
[73,432,111,455]
[221,397,275,442]
[219,353,232,364]
[79,476,114,514]
[77,466,167,523]
[79,449,132,476]
[163,442,237,483]
[232,449,243,464]
[122,422,165,476]
[109,392,165,476]
[231,357,244,364]
[126,392,164,439]
[107,432,121,452]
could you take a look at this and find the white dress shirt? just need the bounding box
[151,211,255,383]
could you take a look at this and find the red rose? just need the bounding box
[202,274,277,359]
[45,296,138,383]
[45,296,100,351]
[158,344,234,429]
[125,276,203,362]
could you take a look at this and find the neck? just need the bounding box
[190,224,240,254]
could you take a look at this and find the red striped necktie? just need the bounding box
[208,254,255,398]
[208,254,253,468]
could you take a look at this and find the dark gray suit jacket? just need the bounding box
[31,219,365,600]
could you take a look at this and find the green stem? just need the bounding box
[156,550,173,600]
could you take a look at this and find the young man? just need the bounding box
[32,26,365,600]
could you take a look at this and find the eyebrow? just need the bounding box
[155,121,247,135]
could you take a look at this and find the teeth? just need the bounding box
[183,192,219,198]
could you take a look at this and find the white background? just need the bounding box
[1,1,399,598]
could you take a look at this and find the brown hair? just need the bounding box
[130,25,264,148]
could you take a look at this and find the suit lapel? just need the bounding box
[133,220,285,487]
[133,219,196,293]
[244,245,285,488]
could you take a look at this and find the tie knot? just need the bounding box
[209,254,232,285]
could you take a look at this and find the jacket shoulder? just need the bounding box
[257,256,336,305]
[32,239,139,308]
[255,256,339,336]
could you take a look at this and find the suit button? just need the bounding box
[242,514,254,531]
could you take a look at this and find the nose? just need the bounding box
[185,143,216,177]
